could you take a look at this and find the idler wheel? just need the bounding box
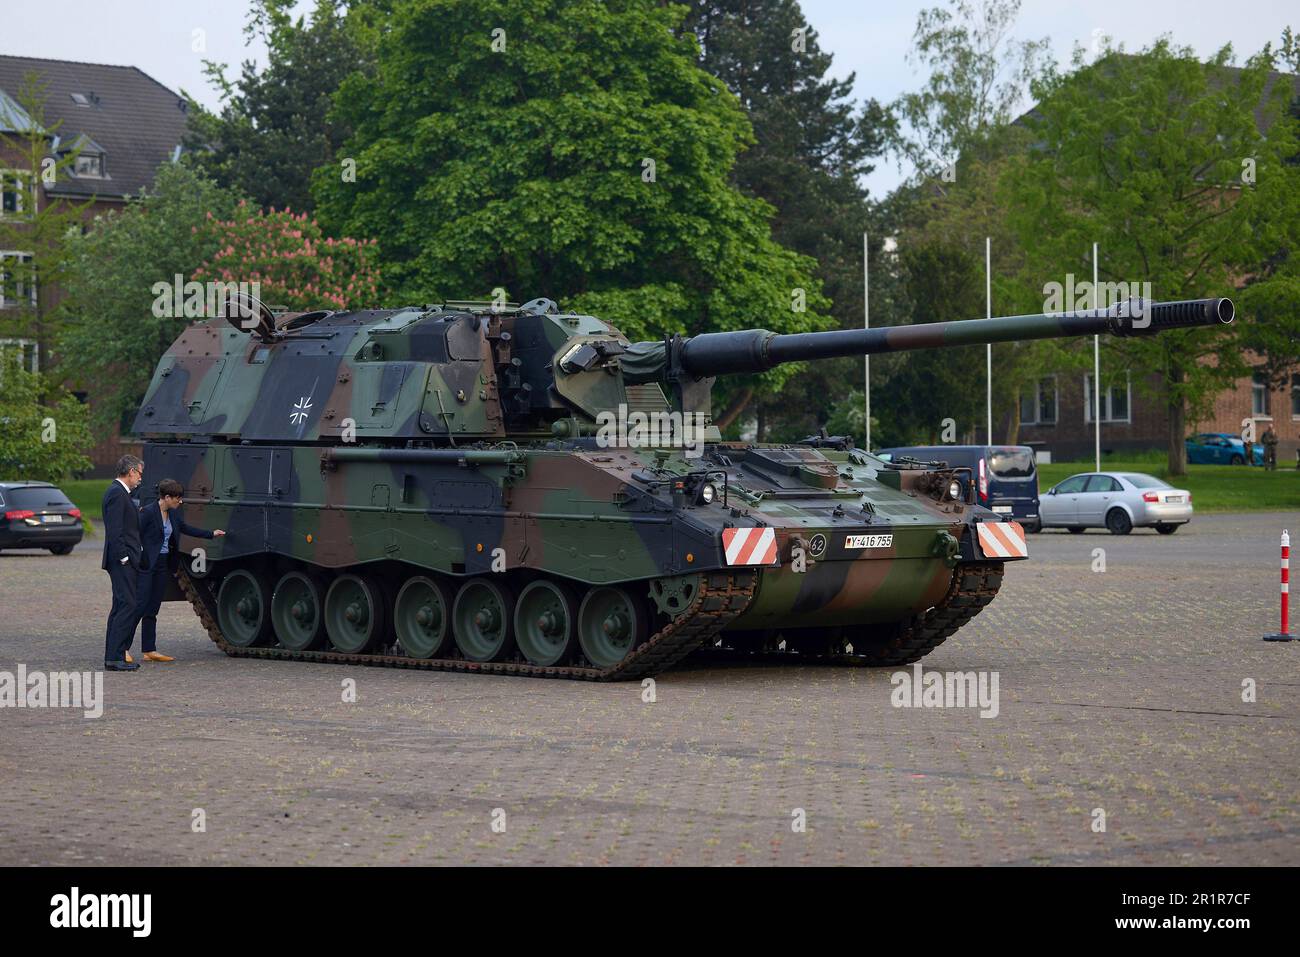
[270,570,328,651]
[514,580,576,666]
[216,568,274,647]
[324,573,388,654]
[452,579,515,662]
[577,586,647,669]
[394,576,453,659]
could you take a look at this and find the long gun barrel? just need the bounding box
[666,298,1233,378]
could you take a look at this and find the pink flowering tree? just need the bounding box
[192,201,381,312]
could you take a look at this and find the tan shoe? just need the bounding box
[142,652,175,662]
[124,651,133,663]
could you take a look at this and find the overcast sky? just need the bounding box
[1,0,1294,198]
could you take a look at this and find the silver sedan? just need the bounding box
[1040,471,1193,535]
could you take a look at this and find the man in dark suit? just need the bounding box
[130,478,225,662]
[102,455,145,671]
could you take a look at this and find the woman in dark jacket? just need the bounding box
[130,478,225,662]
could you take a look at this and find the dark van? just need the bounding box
[872,445,1041,532]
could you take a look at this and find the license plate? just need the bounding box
[1165,496,1183,503]
[991,505,1013,514]
[845,534,893,549]
[40,514,62,523]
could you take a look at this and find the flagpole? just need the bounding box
[1093,242,1101,473]
[864,231,870,451]
[986,237,992,444]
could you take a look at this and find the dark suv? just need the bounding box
[0,482,85,555]
[872,445,1042,532]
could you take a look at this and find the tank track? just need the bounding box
[175,565,756,682]
[701,561,1004,668]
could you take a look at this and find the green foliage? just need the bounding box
[875,242,987,442]
[192,201,381,311]
[314,0,831,385]
[0,72,93,367]
[0,348,93,482]
[889,0,1050,181]
[57,163,238,433]
[185,0,367,214]
[1010,39,1300,472]
[682,0,891,435]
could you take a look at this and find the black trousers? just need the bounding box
[104,561,138,663]
[133,561,172,654]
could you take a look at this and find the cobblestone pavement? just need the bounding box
[1,511,1296,865]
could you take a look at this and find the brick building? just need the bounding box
[1015,366,1300,463]
[0,55,188,474]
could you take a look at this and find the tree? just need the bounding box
[57,163,238,433]
[0,72,92,372]
[314,0,830,399]
[883,0,1058,445]
[0,347,92,482]
[682,0,892,434]
[185,0,367,214]
[192,202,381,311]
[1009,39,1300,473]
[889,0,1050,184]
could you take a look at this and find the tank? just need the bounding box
[132,294,1233,679]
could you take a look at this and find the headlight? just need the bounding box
[700,482,716,504]
[948,479,962,500]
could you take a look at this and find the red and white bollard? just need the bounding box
[1264,529,1294,642]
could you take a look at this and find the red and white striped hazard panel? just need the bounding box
[976,521,1028,560]
[722,527,779,566]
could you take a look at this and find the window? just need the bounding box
[1084,372,1132,423]
[1121,473,1171,489]
[1252,372,1270,416]
[73,153,104,178]
[1055,475,1089,494]
[0,338,39,372]
[0,253,37,309]
[1,170,32,216]
[1084,475,1122,492]
[1291,374,1299,419]
[1020,376,1057,425]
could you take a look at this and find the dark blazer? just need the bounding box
[138,502,215,572]
[101,481,143,571]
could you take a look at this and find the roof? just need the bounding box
[0,54,188,200]
[0,480,56,488]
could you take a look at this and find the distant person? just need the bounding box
[1262,425,1278,471]
[130,479,225,662]
[101,455,145,671]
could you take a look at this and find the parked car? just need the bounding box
[1040,472,1191,535]
[873,445,1041,531]
[1186,432,1263,466]
[0,481,85,555]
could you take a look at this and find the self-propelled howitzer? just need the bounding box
[133,295,1232,679]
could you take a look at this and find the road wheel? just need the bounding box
[324,573,388,654]
[452,578,515,662]
[1067,527,1085,534]
[578,585,647,669]
[1105,508,1133,536]
[394,575,452,659]
[1230,454,1244,465]
[514,579,577,666]
[1156,523,1179,535]
[271,570,327,651]
[48,544,74,555]
[217,568,274,647]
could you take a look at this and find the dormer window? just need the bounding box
[74,152,104,178]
